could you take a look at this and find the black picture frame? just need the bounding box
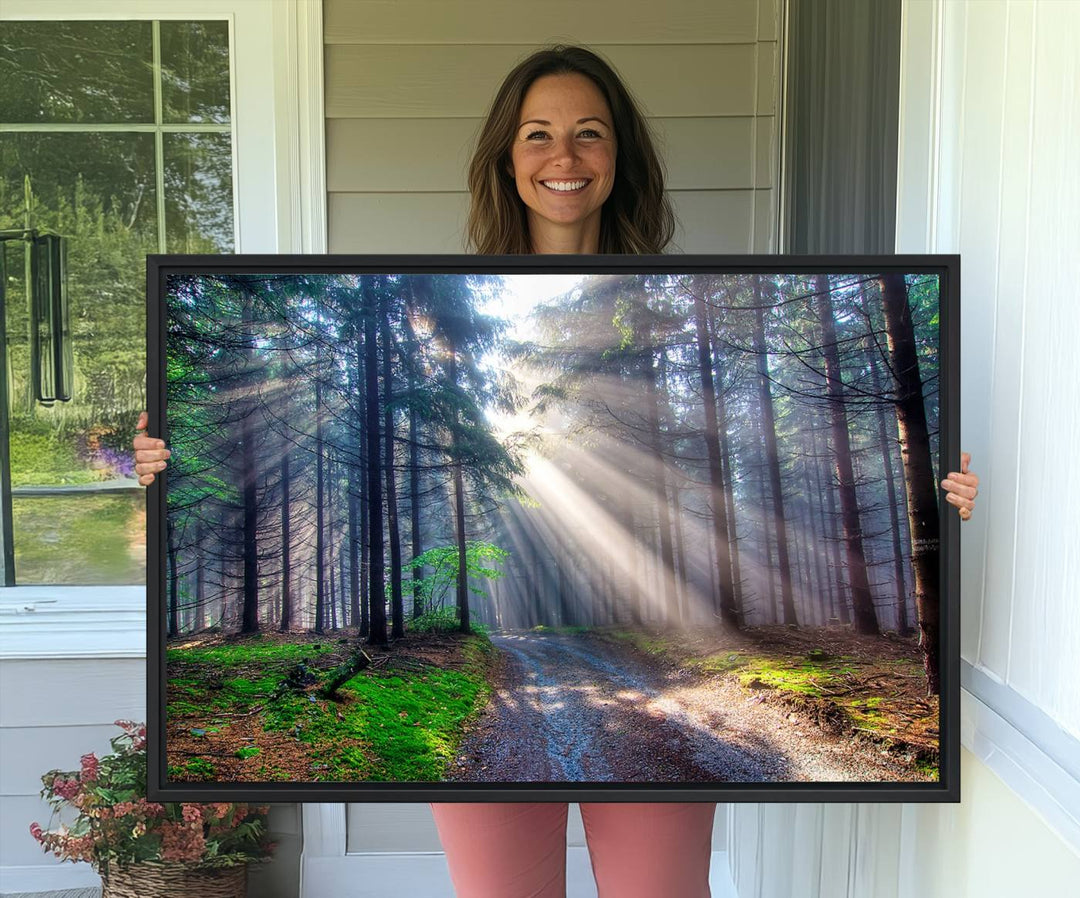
[147,253,960,804]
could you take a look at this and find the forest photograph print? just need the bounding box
[152,259,956,799]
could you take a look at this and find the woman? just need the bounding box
[134,45,979,898]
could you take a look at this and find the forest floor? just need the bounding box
[447,625,937,783]
[164,622,938,784]
[596,622,940,775]
[165,628,499,782]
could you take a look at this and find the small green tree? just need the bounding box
[399,541,508,623]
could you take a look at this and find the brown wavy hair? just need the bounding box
[466,45,675,254]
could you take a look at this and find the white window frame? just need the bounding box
[0,0,326,657]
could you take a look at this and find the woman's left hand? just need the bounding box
[941,451,979,521]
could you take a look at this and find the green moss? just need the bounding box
[259,633,496,782]
[235,746,261,759]
[182,757,216,779]
[844,697,896,732]
[167,642,327,665]
[734,657,853,697]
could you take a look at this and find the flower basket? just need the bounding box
[30,721,274,891]
[101,861,247,898]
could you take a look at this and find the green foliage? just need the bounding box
[407,607,463,634]
[399,541,509,610]
[407,606,490,637]
[8,429,97,486]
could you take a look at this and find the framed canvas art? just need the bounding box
[146,254,960,803]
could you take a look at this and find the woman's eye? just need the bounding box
[578,129,602,138]
[525,130,550,140]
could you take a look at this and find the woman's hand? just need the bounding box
[941,451,979,521]
[133,411,170,486]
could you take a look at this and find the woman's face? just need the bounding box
[508,73,617,251]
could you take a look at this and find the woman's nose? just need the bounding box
[549,134,579,166]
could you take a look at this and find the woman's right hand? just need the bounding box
[133,411,170,486]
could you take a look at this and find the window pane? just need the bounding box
[1,132,156,435]
[12,492,146,585]
[164,133,235,252]
[1,132,153,585]
[0,19,235,586]
[0,21,154,124]
[160,21,232,124]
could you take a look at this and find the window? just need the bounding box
[0,19,235,584]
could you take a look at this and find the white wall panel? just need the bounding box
[1003,1,1080,729]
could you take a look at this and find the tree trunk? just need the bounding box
[752,275,798,626]
[167,520,178,638]
[364,279,388,645]
[314,367,325,635]
[879,273,940,692]
[866,340,911,636]
[240,291,259,635]
[280,452,292,631]
[382,309,405,640]
[195,520,206,632]
[402,316,425,619]
[707,307,744,616]
[815,274,879,636]
[643,347,677,619]
[357,335,370,639]
[755,410,775,623]
[328,456,337,631]
[448,352,471,634]
[691,281,738,628]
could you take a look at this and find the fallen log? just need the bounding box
[318,648,373,698]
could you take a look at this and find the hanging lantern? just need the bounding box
[29,233,73,405]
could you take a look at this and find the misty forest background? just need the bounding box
[164,271,945,693]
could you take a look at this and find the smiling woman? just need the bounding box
[466,45,674,255]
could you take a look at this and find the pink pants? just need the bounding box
[430,802,716,898]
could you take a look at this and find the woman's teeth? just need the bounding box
[542,180,588,191]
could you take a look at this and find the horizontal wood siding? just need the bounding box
[326,45,762,119]
[325,0,761,45]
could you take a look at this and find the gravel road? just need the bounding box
[445,630,920,783]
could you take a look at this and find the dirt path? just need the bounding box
[446,630,921,783]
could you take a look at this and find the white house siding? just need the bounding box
[727,1,1080,895]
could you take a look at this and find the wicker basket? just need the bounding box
[101,862,247,898]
